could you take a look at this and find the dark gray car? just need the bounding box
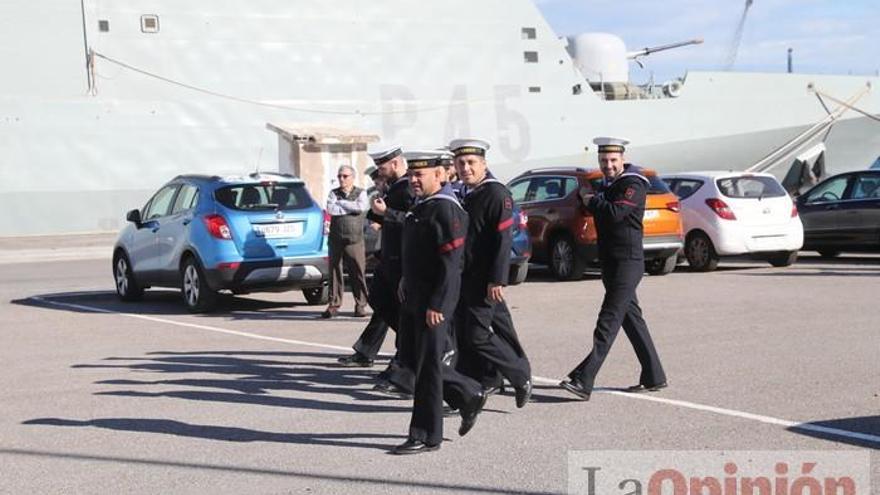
[796,170,880,257]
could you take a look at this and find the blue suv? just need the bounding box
[113,172,330,312]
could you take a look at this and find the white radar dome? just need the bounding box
[567,33,629,83]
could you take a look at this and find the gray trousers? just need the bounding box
[328,238,369,310]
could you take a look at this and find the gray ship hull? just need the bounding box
[2,0,878,235]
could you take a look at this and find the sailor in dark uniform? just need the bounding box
[336,146,416,398]
[450,138,532,408]
[560,137,667,400]
[391,156,486,455]
[441,152,464,199]
[337,165,389,368]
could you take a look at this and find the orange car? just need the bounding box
[507,167,683,280]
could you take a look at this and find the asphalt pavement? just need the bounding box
[1,248,877,494]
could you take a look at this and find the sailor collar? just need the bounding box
[412,184,463,210]
[609,164,650,187]
[462,173,502,197]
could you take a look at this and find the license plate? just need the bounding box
[253,222,303,239]
[643,210,659,221]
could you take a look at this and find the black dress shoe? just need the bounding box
[372,381,413,400]
[560,378,591,401]
[514,380,532,408]
[320,307,338,319]
[337,353,374,368]
[390,439,440,455]
[459,391,487,437]
[624,382,668,393]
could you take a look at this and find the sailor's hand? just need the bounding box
[426,309,444,329]
[578,187,592,206]
[488,283,504,303]
[369,221,382,231]
[371,197,387,215]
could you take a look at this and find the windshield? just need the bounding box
[214,182,312,211]
[716,176,786,199]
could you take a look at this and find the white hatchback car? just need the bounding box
[662,171,804,271]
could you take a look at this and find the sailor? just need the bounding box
[391,155,486,455]
[337,164,389,368]
[450,138,532,408]
[336,146,414,397]
[560,137,667,400]
[440,151,464,199]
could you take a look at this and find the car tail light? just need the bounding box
[323,210,331,236]
[518,212,528,230]
[791,203,799,217]
[666,200,681,212]
[705,198,736,220]
[204,214,232,239]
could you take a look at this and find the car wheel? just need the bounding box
[767,250,798,267]
[550,236,586,281]
[685,232,719,272]
[113,252,144,301]
[817,249,840,258]
[508,262,529,285]
[181,257,217,313]
[646,255,677,276]
[302,285,330,305]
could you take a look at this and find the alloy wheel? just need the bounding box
[689,237,709,267]
[552,240,573,278]
[183,264,200,307]
[115,257,129,296]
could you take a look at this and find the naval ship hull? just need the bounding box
[2,0,878,235]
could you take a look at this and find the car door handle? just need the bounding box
[182,218,192,226]
[547,208,556,214]
[824,204,839,210]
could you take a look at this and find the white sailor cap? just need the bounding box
[368,144,403,166]
[449,138,491,158]
[592,136,630,154]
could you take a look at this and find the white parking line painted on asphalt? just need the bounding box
[32,296,880,447]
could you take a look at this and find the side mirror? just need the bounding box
[126,209,142,226]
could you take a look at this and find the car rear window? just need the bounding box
[716,176,786,199]
[646,174,671,195]
[215,182,312,211]
[665,178,704,200]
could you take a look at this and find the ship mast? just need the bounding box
[724,0,754,70]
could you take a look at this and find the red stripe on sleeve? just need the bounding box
[496,218,514,232]
[438,237,465,254]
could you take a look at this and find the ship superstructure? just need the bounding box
[1,0,878,235]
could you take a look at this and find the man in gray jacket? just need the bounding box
[323,165,370,318]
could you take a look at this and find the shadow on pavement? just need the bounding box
[0,447,559,494]
[72,350,407,413]
[11,290,367,321]
[786,415,880,449]
[22,417,405,450]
